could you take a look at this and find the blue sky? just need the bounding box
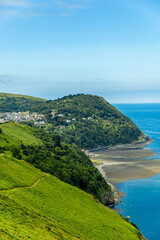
[0,0,160,102]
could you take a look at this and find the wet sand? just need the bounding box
[90,139,160,185]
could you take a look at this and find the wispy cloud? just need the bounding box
[0,0,31,7]
[0,0,38,17]
[0,0,99,17]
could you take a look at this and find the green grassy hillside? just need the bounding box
[0,93,146,149]
[0,122,42,147]
[0,123,113,205]
[0,93,46,113]
[0,152,145,240]
[0,154,45,190]
[0,92,46,102]
[44,94,146,149]
[0,195,79,240]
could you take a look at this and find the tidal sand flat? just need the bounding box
[90,140,160,185]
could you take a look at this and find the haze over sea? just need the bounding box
[114,103,160,240]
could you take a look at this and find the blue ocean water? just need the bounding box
[114,103,160,240]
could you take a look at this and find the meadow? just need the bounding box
[0,154,45,190]
[0,123,42,147]
[1,157,144,240]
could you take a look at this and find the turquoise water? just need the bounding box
[114,103,160,240]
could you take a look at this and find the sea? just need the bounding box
[113,103,160,240]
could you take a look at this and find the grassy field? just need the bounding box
[0,194,80,240]
[0,122,42,147]
[2,175,144,240]
[0,155,145,240]
[0,92,46,102]
[0,154,45,190]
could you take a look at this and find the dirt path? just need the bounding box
[0,173,49,193]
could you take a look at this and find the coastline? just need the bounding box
[89,138,160,204]
[96,161,125,204]
[88,138,153,153]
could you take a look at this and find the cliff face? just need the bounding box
[101,190,115,207]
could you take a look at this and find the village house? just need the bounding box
[34,121,45,126]
[58,114,64,117]
[51,110,56,118]
[0,112,46,124]
[66,120,71,123]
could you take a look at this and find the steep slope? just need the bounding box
[0,151,145,240]
[0,123,113,204]
[0,93,146,149]
[0,122,42,147]
[0,154,44,190]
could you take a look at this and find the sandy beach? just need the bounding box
[90,139,160,185]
